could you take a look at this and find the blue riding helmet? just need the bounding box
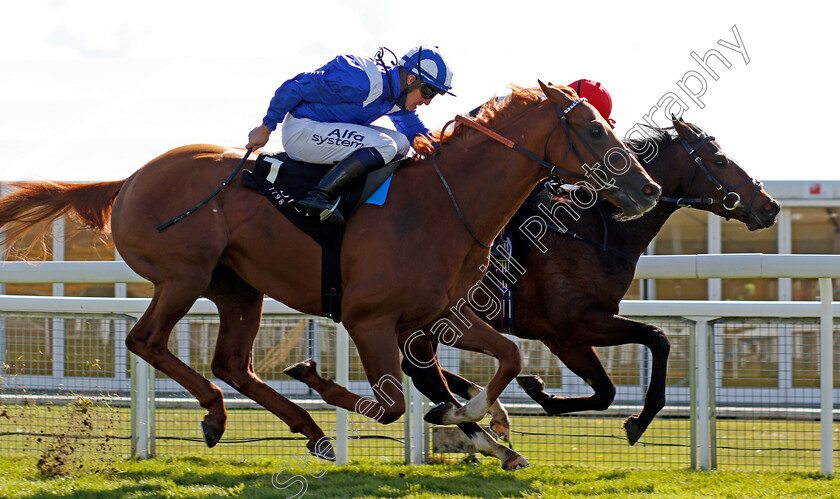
[399,46,455,96]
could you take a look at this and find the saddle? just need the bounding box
[242,152,403,322]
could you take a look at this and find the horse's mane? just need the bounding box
[413,85,545,157]
[624,125,675,165]
[624,122,707,166]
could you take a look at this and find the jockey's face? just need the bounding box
[404,74,434,112]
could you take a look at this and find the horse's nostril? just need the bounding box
[642,183,661,198]
[763,202,778,213]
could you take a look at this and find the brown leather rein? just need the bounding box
[429,97,592,248]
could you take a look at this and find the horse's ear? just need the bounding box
[538,80,564,102]
[538,79,552,94]
[672,117,696,142]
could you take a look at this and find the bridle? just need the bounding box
[660,133,765,222]
[434,94,630,248]
[453,96,633,185]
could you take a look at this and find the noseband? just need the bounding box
[661,134,764,222]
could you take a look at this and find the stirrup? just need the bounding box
[318,195,343,224]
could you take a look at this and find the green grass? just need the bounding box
[3,402,835,472]
[0,456,837,498]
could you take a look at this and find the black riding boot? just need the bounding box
[297,147,386,225]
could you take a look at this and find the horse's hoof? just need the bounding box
[307,436,336,462]
[201,416,225,448]
[490,421,511,443]
[283,358,315,381]
[424,401,454,425]
[502,454,530,471]
[624,416,644,446]
[516,375,545,393]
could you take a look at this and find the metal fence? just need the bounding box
[0,306,411,466]
[1,256,839,474]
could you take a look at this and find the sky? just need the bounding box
[1,0,837,181]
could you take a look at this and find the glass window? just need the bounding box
[63,318,116,377]
[718,322,779,388]
[64,215,115,297]
[65,216,114,261]
[624,281,641,300]
[3,221,53,296]
[790,208,840,300]
[127,282,155,298]
[648,209,709,300]
[721,216,778,300]
[3,316,52,375]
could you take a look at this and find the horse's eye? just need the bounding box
[714,158,726,167]
[590,126,602,137]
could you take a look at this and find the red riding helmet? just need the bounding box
[568,79,615,129]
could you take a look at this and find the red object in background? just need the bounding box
[809,183,821,195]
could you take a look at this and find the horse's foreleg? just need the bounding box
[285,318,405,424]
[524,311,671,445]
[575,312,671,445]
[438,368,511,442]
[399,334,525,470]
[125,279,227,447]
[205,266,333,461]
[423,309,520,426]
[615,318,671,445]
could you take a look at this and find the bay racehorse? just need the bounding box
[399,117,780,448]
[0,82,660,467]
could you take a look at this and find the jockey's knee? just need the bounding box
[393,134,411,157]
[374,133,410,163]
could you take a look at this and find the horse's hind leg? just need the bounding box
[423,308,520,426]
[205,265,333,461]
[517,342,616,414]
[125,277,228,447]
[400,335,526,470]
[284,317,406,424]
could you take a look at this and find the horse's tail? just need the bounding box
[0,179,126,258]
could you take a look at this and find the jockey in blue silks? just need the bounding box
[247,46,455,225]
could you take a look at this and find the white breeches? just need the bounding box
[281,115,410,164]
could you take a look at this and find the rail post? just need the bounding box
[334,324,349,465]
[403,374,425,464]
[130,350,154,458]
[819,278,834,476]
[692,318,713,469]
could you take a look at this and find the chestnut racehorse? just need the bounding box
[400,117,780,450]
[0,82,660,467]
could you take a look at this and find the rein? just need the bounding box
[158,148,254,232]
[534,205,637,263]
[659,134,764,222]
[431,154,492,248]
[432,96,601,248]
[452,98,591,181]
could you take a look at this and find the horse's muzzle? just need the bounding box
[605,181,661,218]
